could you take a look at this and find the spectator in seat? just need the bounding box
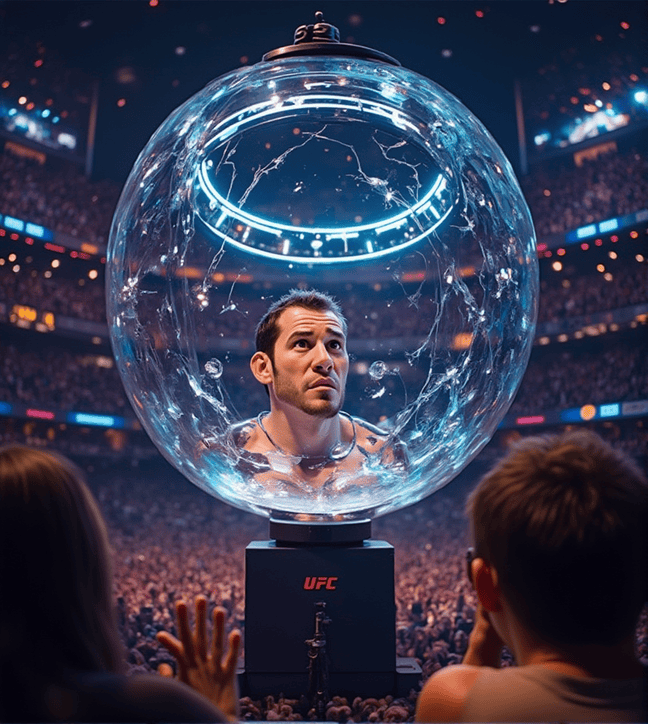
[416,430,647,722]
[0,445,240,722]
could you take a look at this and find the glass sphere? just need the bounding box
[107,54,538,521]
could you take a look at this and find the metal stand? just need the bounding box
[306,601,331,718]
[241,519,421,698]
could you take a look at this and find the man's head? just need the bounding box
[251,289,349,418]
[467,429,648,647]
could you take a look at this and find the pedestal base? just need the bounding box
[243,523,422,699]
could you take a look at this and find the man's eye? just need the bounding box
[294,339,309,348]
[329,340,343,350]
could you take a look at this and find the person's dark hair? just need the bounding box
[0,445,124,719]
[255,289,347,362]
[466,429,648,647]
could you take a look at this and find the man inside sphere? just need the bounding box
[231,289,406,491]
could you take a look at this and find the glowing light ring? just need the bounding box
[194,93,458,263]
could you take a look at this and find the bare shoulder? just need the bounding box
[232,418,268,454]
[415,665,482,723]
[354,417,390,452]
[353,416,409,466]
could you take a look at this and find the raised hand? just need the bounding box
[157,595,241,721]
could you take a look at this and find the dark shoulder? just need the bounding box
[415,665,482,723]
[62,671,226,723]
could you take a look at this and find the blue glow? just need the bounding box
[4,215,25,232]
[8,108,17,116]
[560,407,584,423]
[68,412,124,428]
[576,224,597,239]
[194,92,458,263]
[41,109,51,118]
[25,222,46,238]
[198,163,455,263]
[599,403,620,418]
[0,401,13,415]
[598,218,618,233]
[634,90,648,104]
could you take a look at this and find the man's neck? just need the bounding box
[505,608,642,679]
[262,407,345,458]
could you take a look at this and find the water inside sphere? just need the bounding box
[107,55,538,521]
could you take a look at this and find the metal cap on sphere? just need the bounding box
[262,11,401,66]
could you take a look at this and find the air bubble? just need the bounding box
[369,360,389,380]
[205,358,223,379]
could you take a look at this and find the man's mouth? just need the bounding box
[310,378,336,389]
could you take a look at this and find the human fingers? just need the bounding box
[156,631,189,682]
[195,595,208,662]
[176,599,197,667]
[211,606,226,664]
[223,629,242,677]
[157,662,174,678]
[156,631,183,659]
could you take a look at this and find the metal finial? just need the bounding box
[262,13,400,65]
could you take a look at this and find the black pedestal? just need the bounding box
[241,520,421,699]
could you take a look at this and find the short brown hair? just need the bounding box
[255,288,347,362]
[467,430,648,646]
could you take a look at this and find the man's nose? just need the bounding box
[312,343,333,372]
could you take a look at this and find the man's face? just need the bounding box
[268,305,349,418]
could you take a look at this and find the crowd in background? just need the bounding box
[75,456,646,720]
[522,149,648,238]
[2,328,647,422]
[1,148,646,334]
[1,135,647,479]
[536,258,647,323]
[1,24,647,724]
[510,334,648,414]
[0,151,120,246]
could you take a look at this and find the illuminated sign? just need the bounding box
[3,215,24,232]
[68,412,125,428]
[12,304,37,323]
[26,408,55,420]
[599,403,620,418]
[576,224,597,240]
[515,415,545,425]
[598,218,618,234]
[0,401,13,415]
[579,404,597,421]
[0,214,54,241]
[303,576,338,591]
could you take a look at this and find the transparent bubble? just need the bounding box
[107,55,538,521]
[205,358,223,379]
[368,361,389,381]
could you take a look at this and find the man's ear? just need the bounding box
[472,558,503,613]
[250,352,274,386]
